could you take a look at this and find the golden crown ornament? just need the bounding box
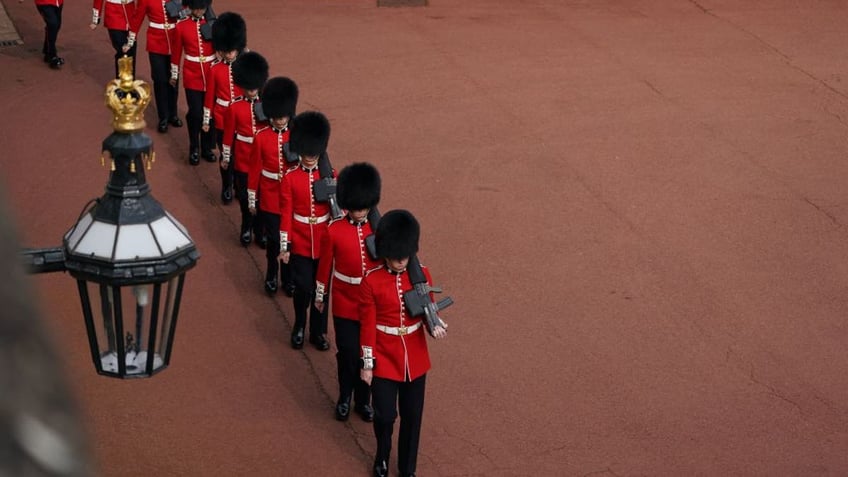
[105,56,151,133]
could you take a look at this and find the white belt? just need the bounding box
[294,213,330,225]
[106,0,131,4]
[216,98,230,107]
[185,55,214,63]
[236,134,253,143]
[261,170,280,180]
[149,22,175,30]
[377,322,422,336]
[333,270,362,285]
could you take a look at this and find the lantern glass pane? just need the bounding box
[150,215,192,254]
[87,282,168,376]
[74,221,117,259]
[114,223,161,260]
[65,212,93,250]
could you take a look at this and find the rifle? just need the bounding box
[402,255,453,337]
[312,152,343,219]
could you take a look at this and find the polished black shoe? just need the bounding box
[399,473,415,477]
[202,150,216,162]
[221,187,233,204]
[354,403,374,422]
[157,119,168,133]
[309,334,330,351]
[283,282,295,298]
[373,460,388,477]
[48,56,64,69]
[264,279,277,295]
[256,234,267,249]
[189,151,200,166]
[168,116,183,127]
[240,228,252,246]
[290,328,304,349]
[335,398,351,421]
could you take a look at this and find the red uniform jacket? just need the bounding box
[359,265,433,382]
[316,217,380,321]
[203,60,243,128]
[35,0,63,6]
[129,0,179,55]
[280,164,335,259]
[170,16,213,91]
[222,97,266,174]
[247,126,289,215]
[92,0,135,31]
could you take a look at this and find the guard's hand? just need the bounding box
[248,206,256,215]
[121,43,131,53]
[315,302,325,313]
[280,251,291,264]
[220,160,229,170]
[201,124,210,133]
[431,324,448,339]
[360,369,373,385]
[89,23,98,30]
[169,78,177,87]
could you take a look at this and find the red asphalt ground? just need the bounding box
[3,0,848,475]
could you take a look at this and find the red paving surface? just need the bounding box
[3,0,848,475]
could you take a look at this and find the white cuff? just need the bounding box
[222,145,231,163]
[247,189,256,209]
[315,281,326,304]
[126,31,136,48]
[170,63,179,81]
[91,8,100,25]
[361,346,374,370]
[202,107,211,126]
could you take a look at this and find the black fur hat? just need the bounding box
[261,77,298,120]
[182,0,211,9]
[211,12,246,52]
[288,111,330,157]
[375,210,420,260]
[232,51,268,91]
[337,163,381,211]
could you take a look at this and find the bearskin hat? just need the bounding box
[375,210,420,260]
[288,111,330,157]
[337,163,381,211]
[211,12,246,52]
[232,52,268,91]
[182,0,211,9]
[261,77,298,120]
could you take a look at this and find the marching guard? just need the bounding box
[90,0,137,78]
[170,0,215,165]
[34,0,65,69]
[203,12,246,203]
[359,210,448,477]
[247,77,299,294]
[315,163,381,422]
[126,0,184,133]
[280,111,335,351]
[222,51,268,246]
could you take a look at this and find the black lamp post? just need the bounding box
[22,56,199,379]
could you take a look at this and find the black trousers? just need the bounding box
[184,88,213,153]
[371,374,426,475]
[334,317,370,406]
[258,210,281,282]
[213,127,233,193]
[148,52,179,122]
[290,254,328,337]
[36,4,62,59]
[233,170,255,234]
[106,29,136,78]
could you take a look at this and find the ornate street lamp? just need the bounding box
[22,57,199,379]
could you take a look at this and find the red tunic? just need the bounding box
[280,164,335,259]
[92,0,135,31]
[129,0,179,55]
[35,0,63,6]
[203,60,243,128]
[222,97,266,174]
[170,16,213,91]
[247,126,289,214]
[316,217,380,320]
[359,265,433,382]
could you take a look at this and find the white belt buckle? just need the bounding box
[397,325,408,336]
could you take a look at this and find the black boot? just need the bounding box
[373,460,388,477]
[335,395,351,421]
